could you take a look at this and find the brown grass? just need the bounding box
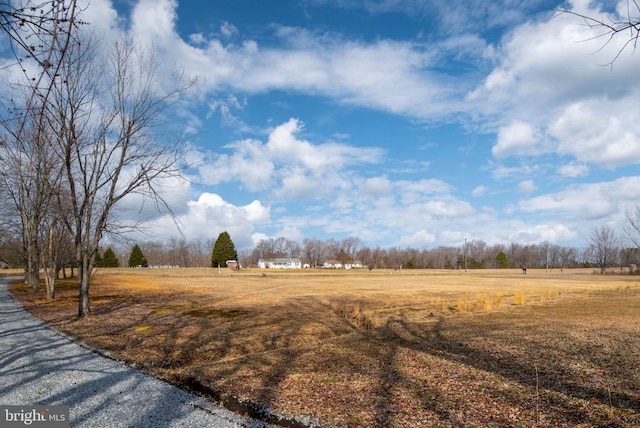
[9,268,640,427]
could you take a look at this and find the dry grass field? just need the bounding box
[8,268,640,427]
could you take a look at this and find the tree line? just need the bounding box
[58,222,639,274]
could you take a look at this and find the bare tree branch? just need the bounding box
[560,1,640,66]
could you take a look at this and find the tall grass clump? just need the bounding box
[496,292,504,307]
[538,287,557,301]
[475,294,493,311]
[456,296,472,313]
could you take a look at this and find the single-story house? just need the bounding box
[323,260,342,269]
[0,260,9,269]
[323,260,363,269]
[344,261,363,269]
[258,258,301,269]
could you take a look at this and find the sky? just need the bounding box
[6,0,640,251]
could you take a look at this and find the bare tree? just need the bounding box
[302,238,326,268]
[624,204,640,248]
[254,237,299,259]
[0,0,80,289]
[341,236,361,263]
[588,225,619,274]
[562,1,640,65]
[48,35,193,316]
[0,116,61,290]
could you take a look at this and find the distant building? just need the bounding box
[323,260,342,269]
[322,260,363,269]
[258,258,301,269]
[344,261,363,269]
[0,260,8,269]
[226,260,239,269]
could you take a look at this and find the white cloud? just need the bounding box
[509,224,577,244]
[517,180,536,194]
[220,21,239,38]
[76,0,120,37]
[130,0,179,46]
[488,161,541,180]
[143,193,270,250]
[358,176,394,196]
[397,178,454,205]
[556,162,589,178]
[472,185,488,197]
[421,199,475,218]
[549,101,640,168]
[189,33,206,45]
[398,229,436,248]
[519,176,640,220]
[197,118,383,198]
[198,138,275,191]
[493,120,548,158]
[471,1,640,169]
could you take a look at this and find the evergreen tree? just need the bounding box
[94,251,104,268]
[128,244,148,267]
[102,247,120,267]
[211,231,238,268]
[496,251,510,269]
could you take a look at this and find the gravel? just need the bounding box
[0,277,273,428]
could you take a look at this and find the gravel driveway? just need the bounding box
[0,277,270,427]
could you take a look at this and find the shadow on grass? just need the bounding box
[372,314,639,426]
[9,276,640,427]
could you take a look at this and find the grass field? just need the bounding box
[8,268,640,427]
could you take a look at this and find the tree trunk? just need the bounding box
[44,227,56,300]
[25,237,41,291]
[77,256,91,317]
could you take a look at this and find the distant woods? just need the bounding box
[81,234,639,272]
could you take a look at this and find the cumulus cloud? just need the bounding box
[398,229,436,248]
[519,176,640,221]
[509,224,577,244]
[142,193,270,249]
[517,180,536,194]
[549,101,640,168]
[471,1,640,169]
[197,118,383,198]
[493,120,548,158]
[556,162,589,178]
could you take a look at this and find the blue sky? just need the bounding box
[8,0,640,250]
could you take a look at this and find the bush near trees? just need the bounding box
[128,244,148,268]
[211,231,238,268]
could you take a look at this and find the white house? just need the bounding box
[0,260,8,269]
[344,260,364,269]
[323,260,342,269]
[323,260,363,269]
[258,258,302,269]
